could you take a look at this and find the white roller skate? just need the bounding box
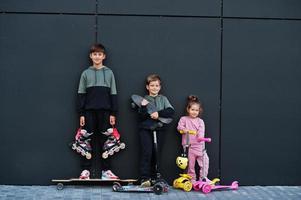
[102,128,126,159]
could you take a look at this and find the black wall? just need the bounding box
[0,1,300,185]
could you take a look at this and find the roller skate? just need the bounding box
[102,128,126,159]
[71,128,93,159]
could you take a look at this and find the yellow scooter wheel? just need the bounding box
[183,181,192,192]
[173,179,179,188]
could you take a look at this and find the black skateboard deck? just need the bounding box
[52,178,137,190]
[131,94,172,124]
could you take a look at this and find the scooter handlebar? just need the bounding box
[197,137,211,143]
[179,130,197,135]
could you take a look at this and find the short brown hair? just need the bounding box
[146,74,161,85]
[90,43,106,54]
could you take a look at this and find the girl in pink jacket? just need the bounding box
[177,95,210,183]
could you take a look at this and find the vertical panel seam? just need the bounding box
[95,0,98,43]
[219,0,224,179]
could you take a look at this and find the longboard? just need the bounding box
[52,178,137,190]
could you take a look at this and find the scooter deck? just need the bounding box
[113,185,154,193]
[52,178,137,190]
[113,182,168,195]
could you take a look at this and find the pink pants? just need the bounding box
[187,147,209,181]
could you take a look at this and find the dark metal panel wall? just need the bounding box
[0,14,95,184]
[0,0,95,13]
[97,16,221,183]
[224,0,301,18]
[98,0,221,16]
[221,19,301,185]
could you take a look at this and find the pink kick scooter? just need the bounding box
[192,138,239,194]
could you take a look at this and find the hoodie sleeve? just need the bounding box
[177,117,186,132]
[197,118,205,138]
[77,71,87,116]
[158,96,175,118]
[109,71,118,116]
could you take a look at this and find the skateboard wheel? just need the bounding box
[56,183,64,190]
[183,181,192,192]
[153,183,163,195]
[202,184,212,194]
[112,182,121,191]
[131,102,137,109]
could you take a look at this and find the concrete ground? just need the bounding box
[0,185,301,200]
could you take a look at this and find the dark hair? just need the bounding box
[146,74,161,85]
[186,95,203,115]
[90,43,106,54]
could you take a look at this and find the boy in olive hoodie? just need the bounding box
[137,74,175,186]
[77,43,118,179]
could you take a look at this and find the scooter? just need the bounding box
[192,138,239,194]
[113,122,169,195]
[112,95,171,195]
[193,179,239,194]
[173,129,211,192]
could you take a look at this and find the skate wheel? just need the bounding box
[120,143,126,149]
[109,150,114,156]
[183,181,192,192]
[112,182,121,191]
[56,183,64,190]
[202,184,212,194]
[153,183,163,195]
[115,148,120,152]
[102,152,108,159]
[85,153,92,159]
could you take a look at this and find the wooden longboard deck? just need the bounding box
[52,178,137,183]
[52,178,138,190]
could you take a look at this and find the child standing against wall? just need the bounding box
[77,43,119,179]
[177,95,210,183]
[137,74,175,186]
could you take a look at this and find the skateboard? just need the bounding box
[131,94,173,124]
[113,181,168,195]
[52,178,137,190]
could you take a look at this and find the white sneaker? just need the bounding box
[101,170,119,180]
[79,170,90,180]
